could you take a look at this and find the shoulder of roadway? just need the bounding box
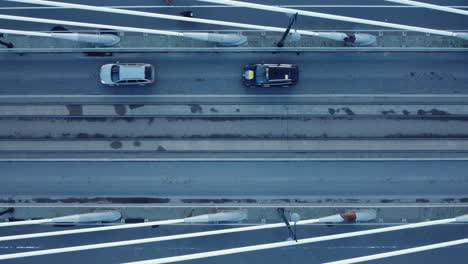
[2,203,468,224]
[1,30,467,52]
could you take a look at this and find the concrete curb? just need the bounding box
[1,204,467,224]
[1,94,468,104]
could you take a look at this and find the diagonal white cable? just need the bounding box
[198,0,464,38]
[0,218,320,260]
[0,211,371,242]
[5,0,320,36]
[0,28,52,37]
[0,14,183,36]
[123,218,457,264]
[385,0,468,16]
[0,219,52,227]
[324,237,468,264]
[125,218,456,264]
[0,219,184,241]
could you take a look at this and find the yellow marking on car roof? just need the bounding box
[247,70,254,80]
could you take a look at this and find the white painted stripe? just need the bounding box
[1,158,468,162]
[324,238,468,264]
[124,218,456,264]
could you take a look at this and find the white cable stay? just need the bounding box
[0,210,373,242]
[198,0,468,40]
[4,0,379,45]
[385,0,468,16]
[0,219,184,241]
[0,218,320,260]
[0,28,120,46]
[0,211,123,227]
[0,14,183,36]
[324,237,468,264]
[124,217,464,264]
[0,14,251,45]
[0,211,247,241]
[0,28,51,37]
[5,0,320,37]
[0,218,52,227]
[0,213,464,261]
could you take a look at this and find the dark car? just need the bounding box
[242,63,299,87]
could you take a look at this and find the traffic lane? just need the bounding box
[1,224,467,264]
[2,161,468,199]
[1,5,467,31]
[0,52,467,95]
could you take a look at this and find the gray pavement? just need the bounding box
[2,103,468,116]
[3,139,468,152]
[2,160,468,203]
[2,94,468,105]
[0,52,467,96]
[0,1,467,263]
[3,138,468,159]
[2,116,468,139]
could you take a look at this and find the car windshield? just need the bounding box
[145,66,152,80]
[111,65,120,82]
[255,65,267,84]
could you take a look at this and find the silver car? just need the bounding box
[100,63,155,86]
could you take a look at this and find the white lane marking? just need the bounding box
[1,158,468,161]
[0,5,467,10]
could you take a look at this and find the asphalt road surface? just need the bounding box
[2,160,468,203]
[1,2,467,263]
[0,224,467,263]
[0,0,467,31]
[1,52,467,96]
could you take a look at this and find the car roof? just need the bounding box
[119,65,146,80]
[269,68,290,81]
